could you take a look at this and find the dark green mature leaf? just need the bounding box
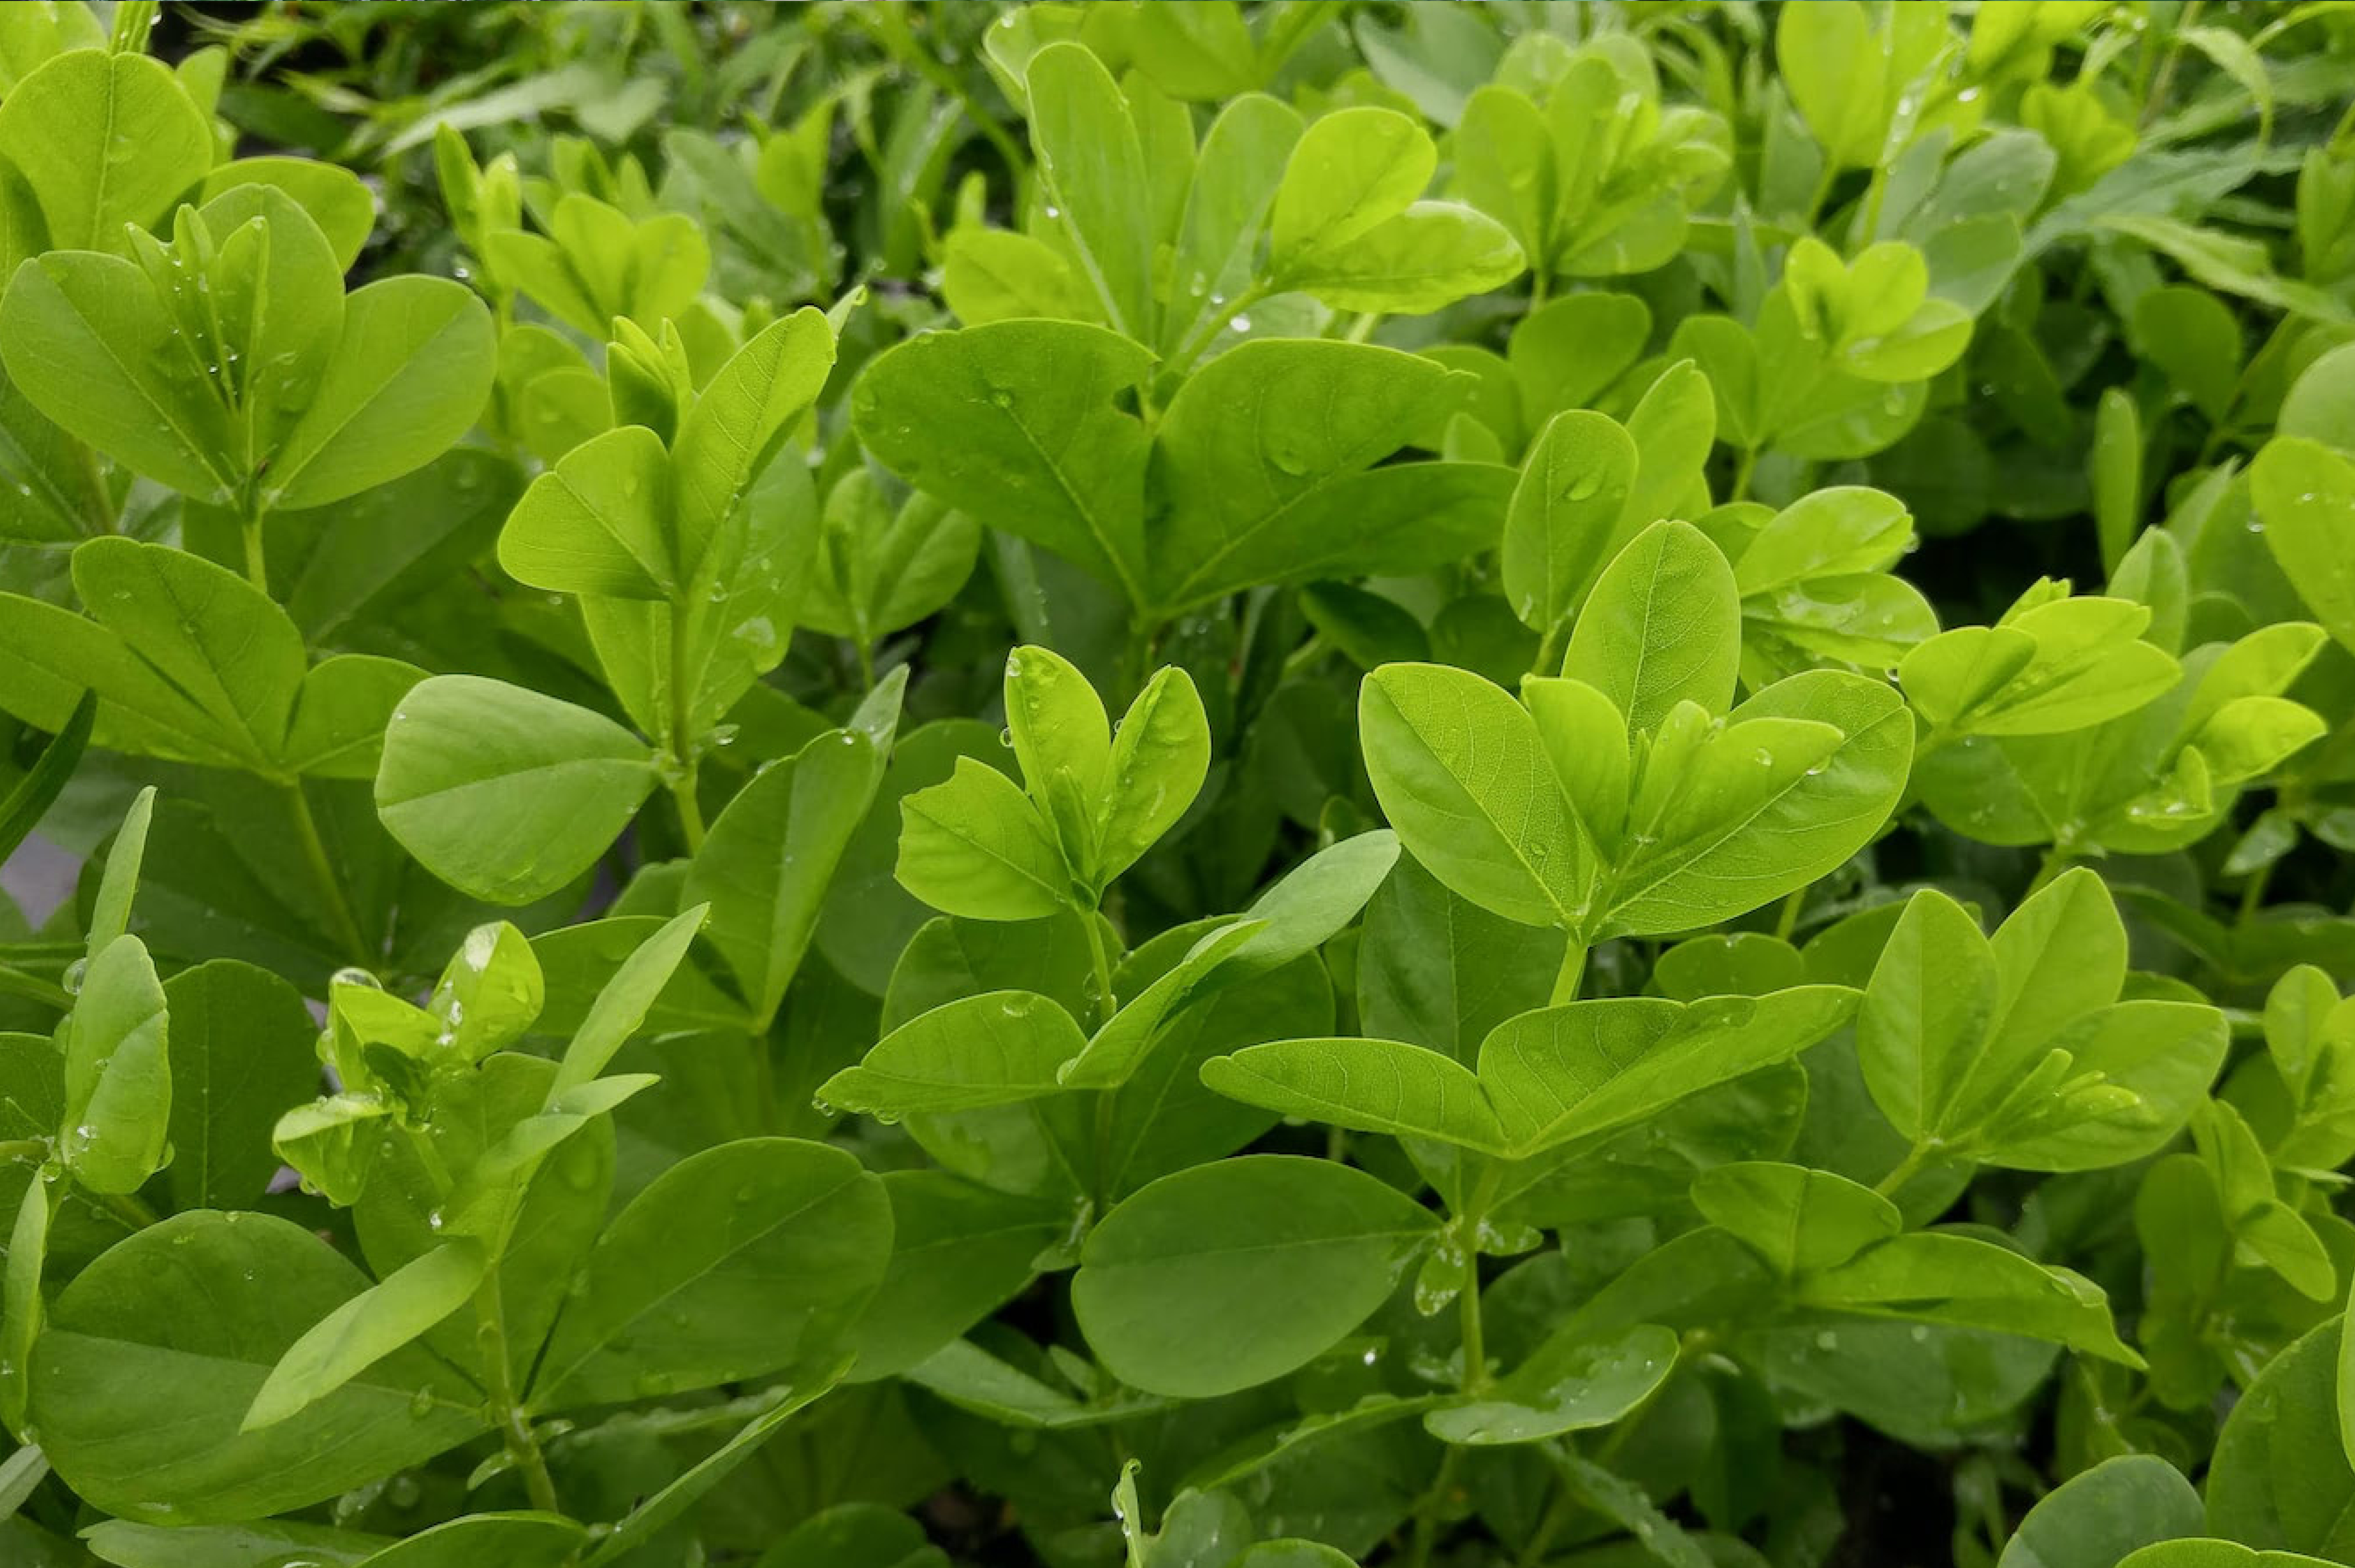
[1074,1156,1439,1397]
[530,1138,889,1407]
[32,1211,484,1523]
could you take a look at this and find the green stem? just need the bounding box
[1170,283,1270,378]
[284,782,369,965]
[476,1268,561,1514]
[241,516,268,593]
[1528,268,1551,313]
[667,603,706,853]
[669,773,706,854]
[1079,906,1118,1028]
[1530,617,1569,680]
[1730,445,1759,503]
[0,968,71,1011]
[1342,311,1383,344]
[1875,1139,1941,1199]
[97,1188,160,1232]
[1456,1161,1507,1390]
[853,638,877,695]
[1773,887,1807,943]
[1406,1447,1463,1568]
[0,1139,48,1164]
[2141,0,2205,128]
[2238,856,2276,922]
[1549,941,1587,1007]
[2027,843,2075,896]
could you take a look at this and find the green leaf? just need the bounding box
[686,716,891,1022]
[1275,200,1524,314]
[2249,436,2355,655]
[1995,1454,2206,1568]
[670,307,834,582]
[243,1240,488,1432]
[60,935,170,1196]
[0,50,211,249]
[1691,1162,1900,1276]
[1603,670,1912,934]
[1799,1232,2141,1365]
[1202,1035,1509,1152]
[1073,1155,1439,1397]
[897,757,1072,921]
[1478,989,1854,1158]
[84,1519,388,1568]
[549,903,708,1100]
[1153,340,1498,610]
[1270,106,1434,268]
[496,424,677,600]
[847,1172,1064,1384]
[355,1514,586,1568]
[1424,1322,1679,1446]
[852,320,1152,603]
[1096,664,1210,882]
[530,1138,889,1406]
[1502,411,1639,636]
[32,1211,484,1524]
[0,688,91,866]
[2209,1319,2354,1557]
[1359,662,1589,929]
[376,675,658,905]
[1856,888,1997,1141]
[1562,521,1741,733]
[263,277,497,510]
[162,960,320,1211]
[85,783,154,955]
[819,992,1087,1117]
[1027,44,1156,339]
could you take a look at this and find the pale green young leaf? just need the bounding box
[1004,643,1112,873]
[1502,410,1639,635]
[1691,1162,1900,1276]
[1855,888,1996,1141]
[1359,663,1588,929]
[86,783,155,955]
[1996,1455,2207,1568]
[1562,520,1740,730]
[0,50,211,249]
[897,757,1073,921]
[1269,106,1434,269]
[60,934,171,1196]
[201,155,376,271]
[549,903,707,1100]
[1059,921,1263,1090]
[243,1241,488,1432]
[1275,200,1525,314]
[376,675,658,905]
[1096,665,1210,882]
[1027,43,1156,339]
[265,277,497,510]
[670,307,835,582]
[1604,671,1911,934]
[496,424,677,600]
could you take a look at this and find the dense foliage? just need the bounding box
[0,1,2353,1564]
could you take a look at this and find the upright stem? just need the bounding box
[475,1269,560,1513]
[1457,1162,1505,1393]
[1549,941,1588,1007]
[284,781,369,964]
[240,514,269,594]
[1875,1139,1941,1199]
[2238,857,2276,922]
[1079,906,1118,1028]
[2027,843,2075,896]
[1773,887,1807,943]
[1530,617,1569,680]
[1081,906,1121,1220]
[1730,445,1759,503]
[667,605,706,853]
